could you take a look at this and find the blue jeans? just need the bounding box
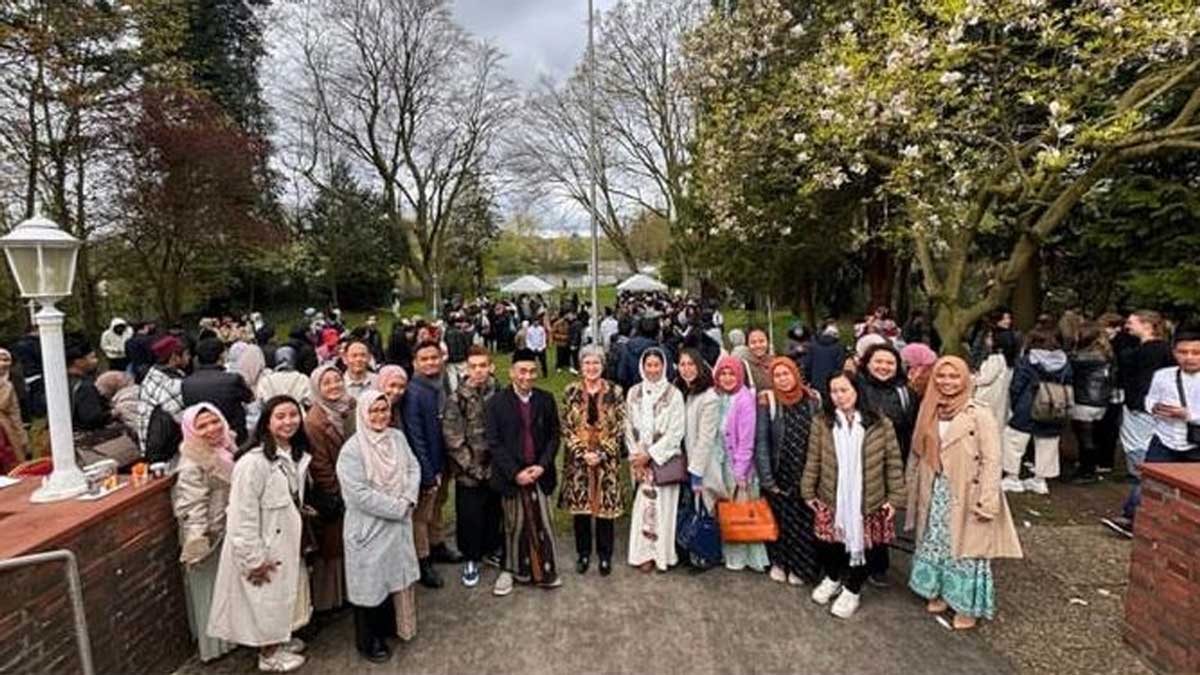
[1123,436,1200,520]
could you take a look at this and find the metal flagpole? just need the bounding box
[587,0,601,345]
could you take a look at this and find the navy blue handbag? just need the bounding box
[676,492,723,568]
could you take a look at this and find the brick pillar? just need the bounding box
[1123,464,1200,674]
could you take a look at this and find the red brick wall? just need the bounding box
[0,487,193,674]
[1123,472,1200,674]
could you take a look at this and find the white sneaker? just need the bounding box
[787,573,805,587]
[281,637,306,654]
[769,565,787,583]
[493,571,514,597]
[830,589,861,619]
[811,577,843,605]
[258,650,305,673]
[1000,476,1025,493]
[1023,477,1049,495]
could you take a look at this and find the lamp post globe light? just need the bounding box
[0,214,87,502]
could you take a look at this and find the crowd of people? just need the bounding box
[7,294,1196,671]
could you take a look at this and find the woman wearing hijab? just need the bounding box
[305,364,355,613]
[744,328,774,391]
[625,347,686,572]
[676,349,724,514]
[713,355,770,572]
[95,370,140,431]
[377,365,409,432]
[257,346,311,408]
[559,345,625,576]
[901,342,938,397]
[754,357,820,586]
[337,390,421,663]
[235,343,269,433]
[172,403,237,662]
[907,357,1023,630]
[0,348,27,472]
[727,329,750,360]
[207,396,312,674]
[803,371,905,619]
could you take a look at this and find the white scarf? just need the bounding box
[832,409,866,566]
[636,350,669,447]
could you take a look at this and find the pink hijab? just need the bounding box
[713,354,746,394]
[181,402,236,475]
[377,365,408,393]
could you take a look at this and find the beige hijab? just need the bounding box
[912,356,974,475]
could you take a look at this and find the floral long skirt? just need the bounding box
[908,476,996,619]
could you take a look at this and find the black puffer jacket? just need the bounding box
[860,373,918,461]
[1071,350,1113,408]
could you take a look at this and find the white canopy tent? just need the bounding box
[616,273,668,293]
[500,274,555,294]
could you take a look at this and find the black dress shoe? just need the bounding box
[419,559,444,589]
[598,558,611,576]
[363,637,391,663]
[576,556,590,574]
[431,543,464,564]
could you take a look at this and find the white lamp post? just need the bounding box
[0,214,86,502]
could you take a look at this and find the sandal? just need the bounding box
[926,599,949,614]
[952,615,978,631]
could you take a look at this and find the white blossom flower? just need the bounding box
[797,151,810,163]
[789,23,806,37]
[818,108,835,121]
[901,144,922,159]
[793,132,807,144]
[939,71,964,85]
[781,226,793,236]
[1049,100,1064,117]
[850,161,868,175]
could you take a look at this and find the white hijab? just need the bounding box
[832,408,866,566]
[637,348,670,443]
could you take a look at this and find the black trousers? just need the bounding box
[572,515,614,560]
[534,349,548,376]
[866,544,889,577]
[1072,420,1099,474]
[353,599,395,654]
[1096,403,1123,470]
[456,482,501,562]
[816,540,870,594]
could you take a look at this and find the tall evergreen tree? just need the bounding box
[180,0,271,138]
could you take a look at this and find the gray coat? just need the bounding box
[337,429,421,607]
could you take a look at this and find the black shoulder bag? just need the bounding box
[1174,368,1200,445]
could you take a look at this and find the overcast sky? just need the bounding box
[451,0,621,87]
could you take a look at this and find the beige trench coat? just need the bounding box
[172,439,232,564]
[207,447,312,647]
[905,403,1023,560]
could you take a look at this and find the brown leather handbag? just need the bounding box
[717,488,779,543]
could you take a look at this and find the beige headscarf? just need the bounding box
[310,364,353,437]
[355,389,409,495]
[911,356,974,475]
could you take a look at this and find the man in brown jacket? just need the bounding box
[442,345,500,588]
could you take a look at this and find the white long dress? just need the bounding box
[625,377,686,570]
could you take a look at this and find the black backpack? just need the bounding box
[144,404,182,464]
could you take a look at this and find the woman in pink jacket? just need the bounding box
[713,355,769,572]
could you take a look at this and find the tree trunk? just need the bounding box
[1011,253,1041,331]
[894,255,912,322]
[790,277,817,329]
[933,308,970,358]
[864,242,896,312]
[613,238,639,275]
